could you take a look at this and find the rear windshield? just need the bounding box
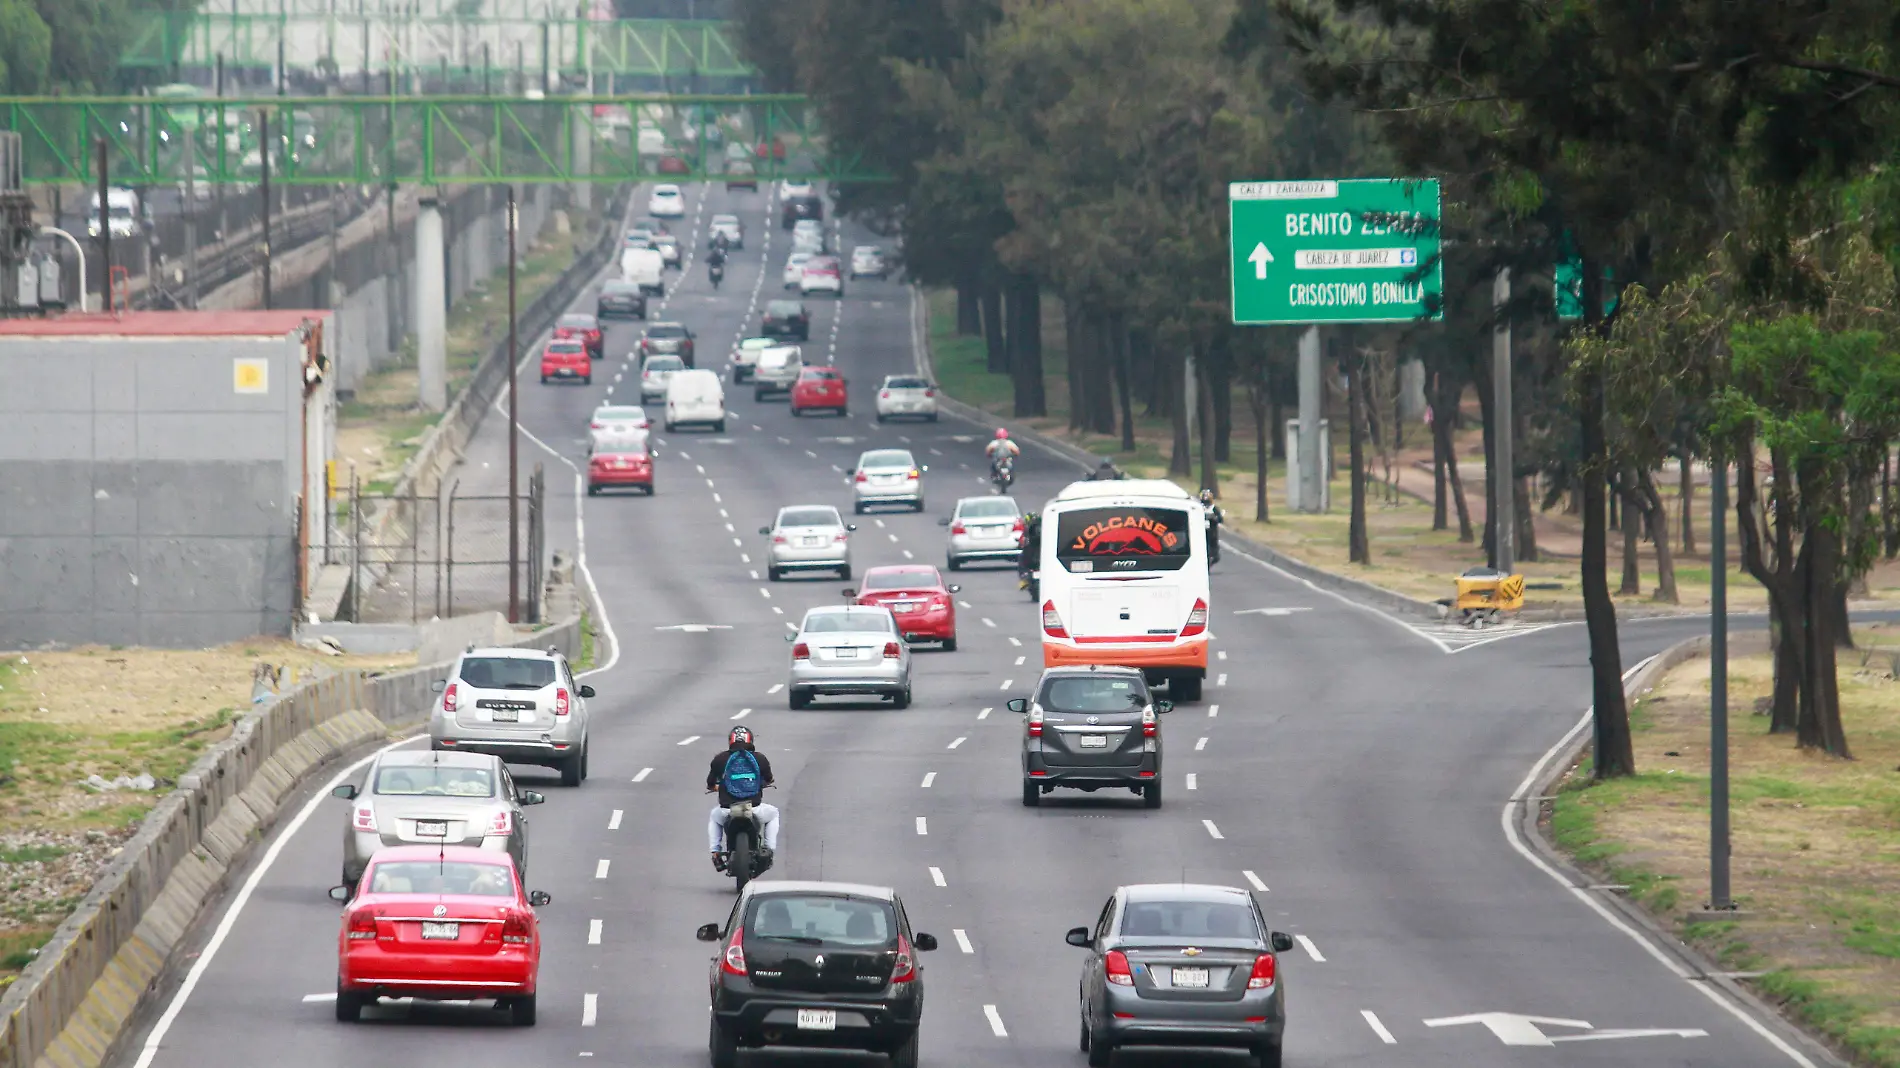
[713,215,739,225]
[801,368,841,381]
[596,406,645,421]
[803,610,893,634]
[862,569,938,591]
[739,337,777,351]
[546,341,584,354]
[748,895,894,947]
[559,314,596,328]
[958,498,1018,519]
[860,450,914,469]
[644,356,686,371]
[1041,675,1148,713]
[885,376,927,389]
[779,507,839,528]
[1120,899,1259,940]
[374,764,496,797]
[767,300,805,315]
[602,281,639,294]
[856,246,883,256]
[646,324,688,338]
[368,861,513,897]
[457,656,556,690]
[1054,506,1192,573]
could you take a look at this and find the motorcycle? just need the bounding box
[709,261,725,289]
[990,456,1014,494]
[1017,558,1039,601]
[712,789,775,891]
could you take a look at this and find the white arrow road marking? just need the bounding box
[1362,1010,1397,1044]
[954,929,975,954]
[983,1005,1008,1037]
[582,992,598,1026]
[1550,1029,1709,1042]
[1248,242,1274,279]
[1296,935,1325,961]
[930,866,946,887]
[1243,870,1268,892]
[1423,1013,1593,1047]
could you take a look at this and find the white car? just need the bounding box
[709,214,744,249]
[648,184,685,217]
[665,368,727,432]
[653,233,682,268]
[780,179,815,199]
[850,245,888,279]
[875,375,938,422]
[729,336,779,383]
[589,404,651,452]
[640,354,687,402]
[800,256,845,298]
[782,252,814,289]
[851,448,926,514]
[791,220,827,255]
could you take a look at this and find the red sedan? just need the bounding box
[790,366,848,417]
[539,340,590,384]
[587,447,654,495]
[331,845,550,1026]
[553,312,604,359]
[848,564,960,649]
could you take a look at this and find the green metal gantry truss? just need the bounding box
[0,95,887,185]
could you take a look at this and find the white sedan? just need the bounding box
[648,184,685,218]
[783,252,814,289]
[874,375,938,422]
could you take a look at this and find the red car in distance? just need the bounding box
[539,339,591,384]
[658,155,690,175]
[552,313,604,358]
[790,366,848,417]
[330,845,550,1026]
[754,138,786,161]
[587,446,654,496]
[846,564,960,650]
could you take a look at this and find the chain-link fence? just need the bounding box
[322,466,545,624]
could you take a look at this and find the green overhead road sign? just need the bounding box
[1229,178,1443,325]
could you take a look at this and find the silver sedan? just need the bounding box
[331,749,544,888]
[942,495,1023,570]
[786,605,913,709]
[763,504,855,580]
[851,448,926,513]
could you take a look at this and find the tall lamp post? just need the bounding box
[1709,453,1732,910]
[506,185,520,624]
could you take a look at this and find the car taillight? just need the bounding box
[773,534,788,544]
[352,805,376,832]
[442,682,458,713]
[890,935,918,983]
[950,523,967,535]
[793,642,810,659]
[590,421,603,429]
[834,531,848,543]
[1247,953,1277,989]
[907,469,921,479]
[554,687,570,716]
[722,927,748,976]
[490,809,513,836]
[925,389,935,397]
[1012,519,1025,533]
[1181,598,1209,637]
[1143,706,1158,737]
[501,911,533,945]
[931,595,950,610]
[347,907,378,940]
[1027,707,1043,737]
[855,472,868,482]
[1105,950,1135,986]
[1042,601,1067,638]
[880,391,891,399]
[883,642,901,658]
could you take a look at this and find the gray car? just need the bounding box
[331,749,544,888]
[787,605,913,709]
[428,647,594,786]
[1012,665,1169,807]
[852,448,926,513]
[940,495,1022,569]
[1068,884,1295,1068]
[763,504,855,581]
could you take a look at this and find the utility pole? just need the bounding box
[506,186,520,624]
[95,138,111,313]
[1296,325,1322,512]
[1709,453,1732,910]
[260,109,273,309]
[184,156,197,308]
[1493,266,1514,574]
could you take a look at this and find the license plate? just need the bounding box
[891,602,917,613]
[1079,735,1109,748]
[831,648,859,659]
[491,708,520,722]
[796,1009,836,1031]
[1173,966,1210,988]
[802,537,824,547]
[415,820,447,837]
[420,922,460,940]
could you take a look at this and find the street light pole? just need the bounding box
[1709,452,1732,910]
[506,185,520,624]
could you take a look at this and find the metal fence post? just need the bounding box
[410,477,421,625]
[435,476,455,619]
[349,464,361,622]
[446,482,458,617]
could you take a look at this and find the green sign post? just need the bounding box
[1228,178,1443,325]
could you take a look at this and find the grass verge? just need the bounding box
[575,611,597,673]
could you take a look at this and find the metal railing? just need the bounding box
[336,466,546,624]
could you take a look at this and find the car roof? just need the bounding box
[1039,664,1145,680]
[377,749,498,769]
[956,494,1018,508]
[646,321,685,330]
[1055,479,1194,502]
[859,448,915,465]
[778,504,841,520]
[805,605,894,619]
[653,183,682,193]
[461,646,561,661]
[369,844,513,865]
[746,879,895,901]
[1121,883,1252,904]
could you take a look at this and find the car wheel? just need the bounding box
[945,557,960,572]
[942,637,957,652]
[1086,1020,1115,1068]
[665,422,676,433]
[539,375,549,384]
[335,981,363,1022]
[586,485,599,496]
[791,406,802,417]
[510,994,537,1027]
[559,747,584,788]
[1080,1012,1091,1051]
[1022,780,1040,808]
[889,1028,920,1068]
[839,564,852,580]
[928,413,940,422]
[580,741,590,781]
[767,567,781,582]
[582,375,592,385]
[1255,1039,1284,1068]
[852,503,865,515]
[837,407,848,417]
[715,421,727,433]
[876,413,886,423]
[710,1016,740,1068]
[1173,674,1204,702]
[644,484,656,495]
[1143,780,1162,809]
[913,499,925,513]
[891,686,911,710]
[755,388,767,402]
[788,688,810,711]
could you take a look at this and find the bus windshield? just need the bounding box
[1054,506,1192,573]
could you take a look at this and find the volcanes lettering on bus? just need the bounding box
[1069,515,1181,556]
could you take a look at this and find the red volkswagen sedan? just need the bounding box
[587,446,654,495]
[552,312,604,358]
[330,846,550,1026]
[848,565,960,649]
[539,339,591,384]
[790,366,848,417]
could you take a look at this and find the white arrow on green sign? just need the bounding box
[1228,179,1444,326]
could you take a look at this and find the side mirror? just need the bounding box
[1155,700,1173,714]
[696,923,723,943]
[937,517,951,526]
[577,684,596,699]
[328,885,351,903]
[759,526,773,535]
[1006,698,1028,714]
[920,465,930,473]
[784,632,797,642]
[331,783,358,800]
[430,679,446,693]
[1271,932,1295,953]
[521,791,546,806]
[1065,926,1093,949]
[529,890,553,907]
[947,585,961,593]
[912,932,939,952]
[846,524,858,532]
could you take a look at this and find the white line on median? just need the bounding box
[1243,870,1268,892]
[582,992,598,1026]
[595,859,610,879]
[921,772,936,787]
[588,919,603,945]
[678,735,701,746]
[954,929,974,954]
[1362,1010,1397,1044]
[1296,935,1326,961]
[1203,820,1223,840]
[930,866,946,887]
[983,1005,1008,1037]
[608,809,622,830]
[632,768,652,783]
[916,817,928,835]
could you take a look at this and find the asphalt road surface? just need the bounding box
[107,180,1836,1068]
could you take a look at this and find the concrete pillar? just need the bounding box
[572,93,593,212]
[1297,325,1324,513]
[1493,266,1514,574]
[416,195,448,412]
[1399,357,1427,422]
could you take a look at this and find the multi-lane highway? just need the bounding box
[109,180,1830,1068]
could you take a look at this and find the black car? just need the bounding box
[780,194,824,230]
[1013,665,1170,808]
[638,321,697,367]
[762,299,810,341]
[698,881,938,1068]
[596,279,648,320]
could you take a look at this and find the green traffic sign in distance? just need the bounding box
[1228,178,1443,325]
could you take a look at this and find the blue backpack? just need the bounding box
[721,749,763,801]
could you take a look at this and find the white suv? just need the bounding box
[429,647,593,786]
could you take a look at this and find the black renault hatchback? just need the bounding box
[698,881,939,1068]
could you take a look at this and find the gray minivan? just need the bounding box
[1012,665,1170,808]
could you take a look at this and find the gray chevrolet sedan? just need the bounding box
[332,749,543,889]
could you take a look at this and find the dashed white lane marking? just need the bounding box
[595,859,610,879]
[632,768,653,783]
[805,449,817,458]
[1195,737,1208,751]
[981,617,996,628]
[1000,679,1012,690]
[768,683,784,694]
[1217,673,1228,686]
[741,553,751,563]
[958,600,972,609]
[954,929,975,954]
[983,1005,1008,1037]
[719,508,729,518]
[915,817,928,835]
[582,992,598,1026]
[1218,649,1228,660]
[731,708,752,719]
[1243,870,1269,892]
[921,772,936,787]
[979,707,992,719]
[778,436,791,444]
[1007,636,1022,647]
[875,518,886,528]
[724,522,735,533]
[902,549,914,559]
[772,606,784,615]
[888,533,899,542]
[1186,773,1198,791]
[1296,935,1326,962]
[301,993,336,1002]
[1362,1010,1397,1044]
[713,492,722,503]
[759,588,772,598]
[731,537,742,547]
[1203,820,1224,840]
[1014,655,1025,666]
[1209,703,1220,718]
[750,570,760,580]
[588,919,603,945]
[695,464,706,474]
[947,736,966,749]
[608,809,623,830]
[930,866,947,887]
[678,735,701,746]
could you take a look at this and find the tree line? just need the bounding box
[0,0,200,95]
[737,0,1900,770]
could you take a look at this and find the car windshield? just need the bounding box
[654,185,681,196]
[646,324,687,339]
[645,356,686,372]
[654,234,678,246]
[374,765,496,797]
[767,301,804,315]
[779,507,839,528]
[748,895,894,947]
[368,860,514,897]
[803,610,893,634]
[713,215,738,226]
[958,498,1018,519]
[1120,900,1260,940]
[457,656,556,691]
[801,368,841,381]
[596,405,645,420]
[885,376,928,390]
[559,315,595,329]
[860,450,914,469]
[862,570,938,591]
[547,342,584,354]
[1041,675,1147,712]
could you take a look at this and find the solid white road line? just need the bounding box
[1296,935,1325,962]
[678,735,701,746]
[1186,773,1198,791]
[1243,870,1268,892]
[632,768,652,783]
[588,919,603,945]
[609,809,623,830]
[595,859,610,879]
[1203,820,1223,840]
[947,736,966,749]
[582,992,598,1026]
[930,866,947,887]
[1362,1010,1397,1044]
[1195,737,1208,751]
[984,1005,1008,1037]
[921,772,936,787]
[954,929,975,954]
[916,817,928,835]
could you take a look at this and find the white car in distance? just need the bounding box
[648,184,685,218]
[783,252,814,289]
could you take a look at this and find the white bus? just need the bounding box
[1037,479,1211,700]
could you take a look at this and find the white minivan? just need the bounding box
[664,368,727,432]
[621,246,666,296]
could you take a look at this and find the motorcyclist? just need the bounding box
[1089,458,1124,481]
[708,244,728,269]
[711,232,731,253]
[1016,510,1041,587]
[1200,488,1224,563]
[985,429,1020,479]
[705,725,778,871]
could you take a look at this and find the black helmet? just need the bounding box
[728,725,753,747]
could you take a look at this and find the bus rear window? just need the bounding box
[1054,507,1192,572]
